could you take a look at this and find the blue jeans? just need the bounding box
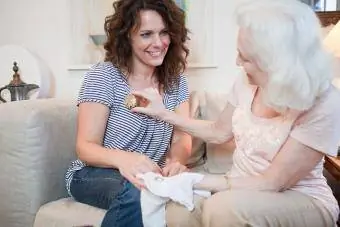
[70,166,143,227]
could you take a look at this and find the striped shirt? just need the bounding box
[65,62,189,196]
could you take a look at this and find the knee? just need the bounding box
[120,182,141,207]
[202,191,245,227]
[166,201,200,227]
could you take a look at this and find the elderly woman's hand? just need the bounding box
[131,88,167,118]
[162,160,188,177]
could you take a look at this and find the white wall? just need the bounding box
[0,0,240,100]
[185,0,240,92]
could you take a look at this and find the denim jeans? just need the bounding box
[70,166,143,227]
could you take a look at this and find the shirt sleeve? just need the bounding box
[77,63,115,108]
[290,90,340,156]
[175,75,190,108]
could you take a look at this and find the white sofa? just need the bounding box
[0,92,235,227]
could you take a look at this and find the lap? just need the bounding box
[203,190,334,227]
[70,167,142,227]
[70,166,133,210]
[166,190,334,227]
[166,195,205,227]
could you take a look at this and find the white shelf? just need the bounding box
[187,63,218,69]
[68,64,93,71]
[69,0,217,73]
[68,63,218,71]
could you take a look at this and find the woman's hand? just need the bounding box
[162,160,188,177]
[131,88,167,119]
[193,175,230,193]
[117,152,162,189]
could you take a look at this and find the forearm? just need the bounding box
[76,141,127,169]
[167,132,192,164]
[167,142,191,165]
[161,110,232,144]
[193,175,230,193]
[194,174,279,193]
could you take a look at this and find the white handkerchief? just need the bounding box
[137,172,211,227]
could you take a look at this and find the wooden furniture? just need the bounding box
[325,156,340,180]
[316,11,340,26]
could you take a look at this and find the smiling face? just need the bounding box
[236,29,268,87]
[129,10,171,71]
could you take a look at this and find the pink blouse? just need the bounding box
[227,76,340,222]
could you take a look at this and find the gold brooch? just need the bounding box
[125,94,138,109]
[125,93,149,110]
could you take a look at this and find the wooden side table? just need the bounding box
[324,156,340,181]
[324,156,340,225]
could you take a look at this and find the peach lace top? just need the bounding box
[227,76,340,222]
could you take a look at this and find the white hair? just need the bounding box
[235,0,333,112]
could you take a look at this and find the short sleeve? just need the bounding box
[290,88,340,156]
[175,75,190,107]
[77,63,116,108]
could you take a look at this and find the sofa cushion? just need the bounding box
[0,99,77,227]
[200,92,235,174]
[185,91,206,168]
[34,198,105,227]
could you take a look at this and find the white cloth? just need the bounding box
[137,172,211,227]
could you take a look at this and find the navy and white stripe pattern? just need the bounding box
[65,62,189,196]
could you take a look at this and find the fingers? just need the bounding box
[136,162,154,174]
[131,177,145,190]
[148,160,162,174]
[122,171,145,190]
[162,163,188,177]
[131,107,158,118]
[130,107,148,113]
[139,97,149,108]
[118,154,162,190]
[131,164,160,189]
[131,91,151,100]
[168,165,182,177]
[136,157,162,174]
[154,165,162,174]
[162,165,170,177]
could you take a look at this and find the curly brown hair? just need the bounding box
[104,0,189,92]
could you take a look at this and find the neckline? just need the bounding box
[119,69,157,91]
[248,86,283,121]
[118,68,167,105]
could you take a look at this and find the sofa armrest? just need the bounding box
[0,98,77,227]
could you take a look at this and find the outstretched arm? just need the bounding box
[194,136,324,192]
[161,102,235,144]
[196,98,340,193]
[132,89,235,144]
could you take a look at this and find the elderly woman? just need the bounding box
[132,0,340,226]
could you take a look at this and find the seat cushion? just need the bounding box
[34,198,105,227]
[200,92,235,174]
[186,91,206,168]
[0,99,77,227]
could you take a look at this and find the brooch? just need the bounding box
[124,93,149,110]
[124,94,138,109]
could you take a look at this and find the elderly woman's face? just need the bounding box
[236,29,267,87]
